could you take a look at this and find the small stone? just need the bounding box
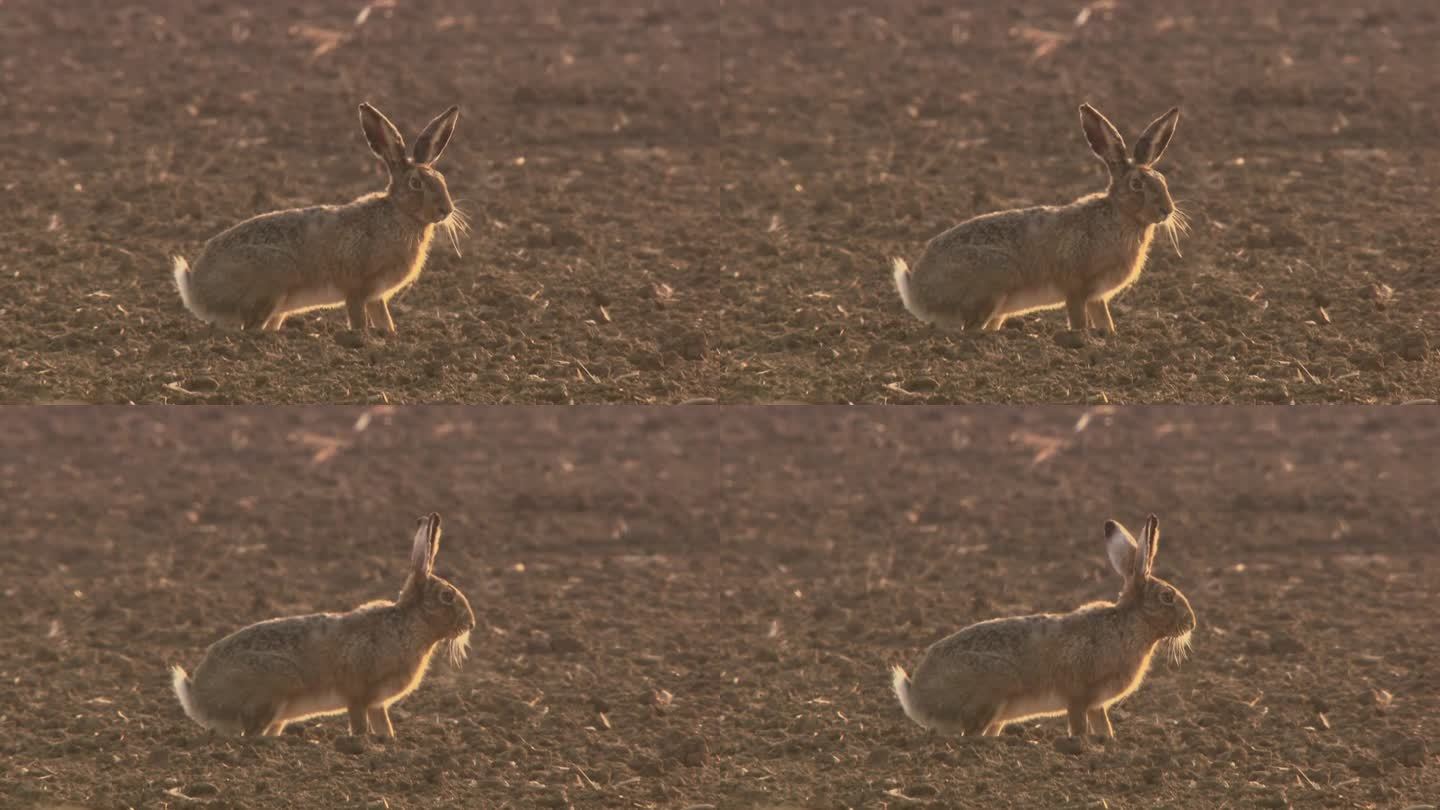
[903,783,939,798]
[1381,733,1428,768]
[550,228,585,249]
[865,748,892,767]
[1054,736,1086,755]
[1054,331,1088,349]
[185,782,219,798]
[549,634,585,654]
[335,331,366,349]
[185,376,220,392]
[660,733,709,767]
[1269,635,1306,654]
[335,735,366,755]
[1398,331,1430,362]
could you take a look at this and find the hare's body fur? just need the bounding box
[894,194,1154,330]
[892,602,1157,736]
[171,601,440,736]
[892,515,1195,739]
[172,102,461,333]
[893,104,1183,334]
[174,194,434,329]
[170,513,474,738]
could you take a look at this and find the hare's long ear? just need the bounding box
[426,512,443,571]
[411,513,441,579]
[1080,104,1129,173]
[1132,107,1179,167]
[1104,519,1138,578]
[412,106,459,165]
[360,103,408,172]
[1142,514,1160,576]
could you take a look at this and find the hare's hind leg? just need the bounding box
[241,300,280,332]
[367,705,395,737]
[364,299,396,335]
[239,701,281,736]
[960,298,1002,332]
[1065,702,1091,737]
[961,702,1003,736]
[1085,299,1115,334]
[262,719,288,736]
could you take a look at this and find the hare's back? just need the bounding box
[205,612,338,659]
[200,206,329,259]
[929,205,1054,252]
[931,612,1061,657]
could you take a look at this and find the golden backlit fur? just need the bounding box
[892,515,1195,739]
[172,103,464,334]
[171,514,476,738]
[893,104,1184,334]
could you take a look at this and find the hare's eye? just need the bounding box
[439,589,454,604]
[1159,589,1175,604]
[408,175,423,191]
[1129,176,1144,192]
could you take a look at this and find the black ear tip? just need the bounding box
[1104,519,1120,533]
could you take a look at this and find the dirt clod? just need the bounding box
[335,736,366,756]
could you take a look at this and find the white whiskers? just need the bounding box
[1160,201,1191,258]
[438,203,471,258]
[447,629,472,667]
[1165,629,1193,665]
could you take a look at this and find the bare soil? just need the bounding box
[3,0,1438,403]
[2,406,1437,808]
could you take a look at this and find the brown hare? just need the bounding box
[173,104,469,334]
[892,105,1188,335]
[170,514,475,737]
[892,515,1195,739]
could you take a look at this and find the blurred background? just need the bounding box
[2,0,1438,403]
[2,405,1437,806]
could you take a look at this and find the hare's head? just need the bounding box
[360,103,460,227]
[1080,105,1182,230]
[399,513,477,665]
[1105,515,1196,660]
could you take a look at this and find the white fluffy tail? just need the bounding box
[890,257,932,324]
[172,256,216,324]
[170,664,213,729]
[891,664,929,728]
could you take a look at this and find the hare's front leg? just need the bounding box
[1065,702,1091,737]
[1085,299,1116,334]
[345,297,369,332]
[365,299,397,335]
[346,703,372,735]
[1086,706,1113,738]
[367,705,395,738]
[1064,297,1089,332]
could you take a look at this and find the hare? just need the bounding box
[891,515,1195,739]
[892,104,1188,335]
[172,103,470,334]
[170,513,476,737]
